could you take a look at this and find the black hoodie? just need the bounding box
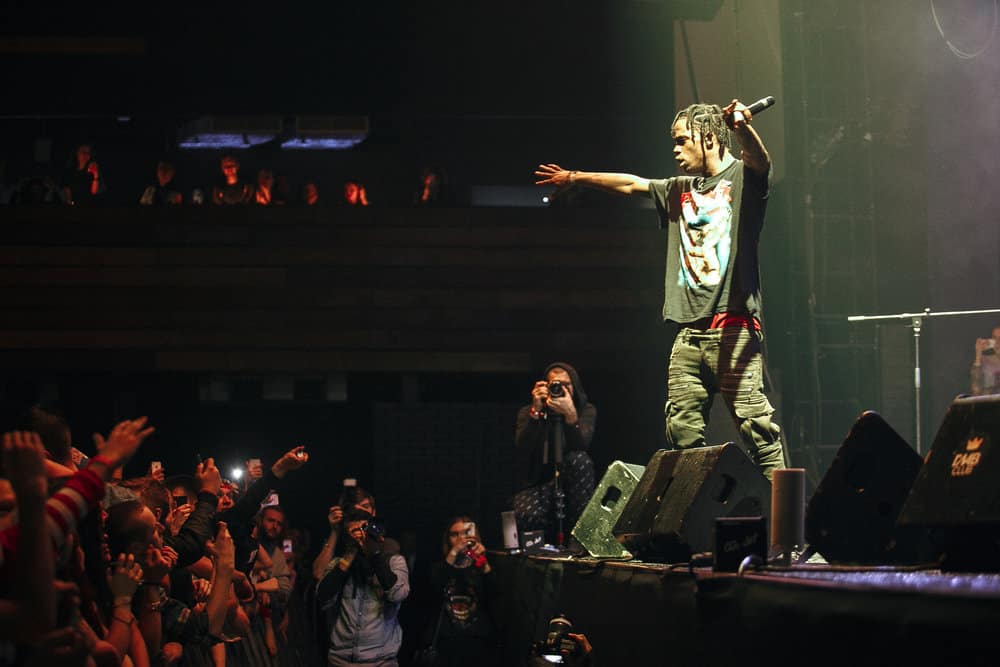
[514,361,597,489]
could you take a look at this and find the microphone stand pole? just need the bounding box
[847,306,1000,454]
[548,413,566,549]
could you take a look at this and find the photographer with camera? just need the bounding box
[513,362,596,549]
[316,507,410,666]
[971,325,1000,396]
[312,481,402,582]
[529,614,595,667]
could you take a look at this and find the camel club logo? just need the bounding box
[951,433,988,478]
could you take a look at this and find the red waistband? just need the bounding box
[685,313,761,331]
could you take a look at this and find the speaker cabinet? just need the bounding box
[898,395,1000,571]
[804,411,925,564]
[571,460,645,558]
[612,443,771,563]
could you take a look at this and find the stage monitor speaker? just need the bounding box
[612,443,771,563]
[898,395,1000,571]
[571,460,646,558]
[804,411,926,565]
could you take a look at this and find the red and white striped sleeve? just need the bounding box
[44,467,105,552]
[0,467,105,581]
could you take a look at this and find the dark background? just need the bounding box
[2,0,1000,567]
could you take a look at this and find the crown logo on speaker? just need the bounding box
[966,436,985,452]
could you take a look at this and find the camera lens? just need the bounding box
[548,381,564,398]
[545,614,572,649]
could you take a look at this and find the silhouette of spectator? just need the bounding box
[255,168,276,205]
[302,181,320,206]
[139,160,183,206]
[11,173,63,205]
[62,144,106,205]
[273,172,291,206]
[343,180,369,206]
[413,164,454,206]
[212,154,254,205]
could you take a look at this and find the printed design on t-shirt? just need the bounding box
[444,576,480,629]
[676,180,733,289]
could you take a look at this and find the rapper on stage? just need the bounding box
[535,99,785,481]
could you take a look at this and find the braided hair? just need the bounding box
[672,103,734,161]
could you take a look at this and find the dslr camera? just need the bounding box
[531,614,579,664]
[547,380,566,398]
[363,519,385,542]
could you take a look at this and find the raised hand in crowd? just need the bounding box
[196,456,222,496]
[205,522,236,637]
[69,447,88,470]
[143,544,174,586]
[165,503,193,536]
[90,417,155,479]
[3,430,48,499]
[105,554,143,660]
[160,544,179,568]
[313,504,346,579]
[108,553,144,605]
[271,445,309,479]
[208,522,235,571]
[2,430,56,640]
[191,577,212,605]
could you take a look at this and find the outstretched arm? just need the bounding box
[535,164,650,196]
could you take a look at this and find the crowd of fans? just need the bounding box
[0,403,597,666]
[1,144,454,209]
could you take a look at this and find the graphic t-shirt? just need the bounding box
[428,563,494,641]
[648,158,770,324]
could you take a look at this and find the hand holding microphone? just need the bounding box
[726,96,776,128]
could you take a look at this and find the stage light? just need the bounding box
[230,467,244,481]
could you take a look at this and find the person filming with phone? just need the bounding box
[218,445,310,574]
[412,516,499,667]
[513,362,596,550]
[972,325,1000,395]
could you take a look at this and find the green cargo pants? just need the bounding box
[664,325,785,480]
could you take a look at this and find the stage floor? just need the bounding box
[489,552,1000,666]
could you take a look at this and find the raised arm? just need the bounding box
[163,457,221,569]
[535,164,650,196]
[1,432,55,641]
[312,506,343,580]
[722,99,771,178]
[205,523,235,638]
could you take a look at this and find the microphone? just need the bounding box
[733,95,776,124]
